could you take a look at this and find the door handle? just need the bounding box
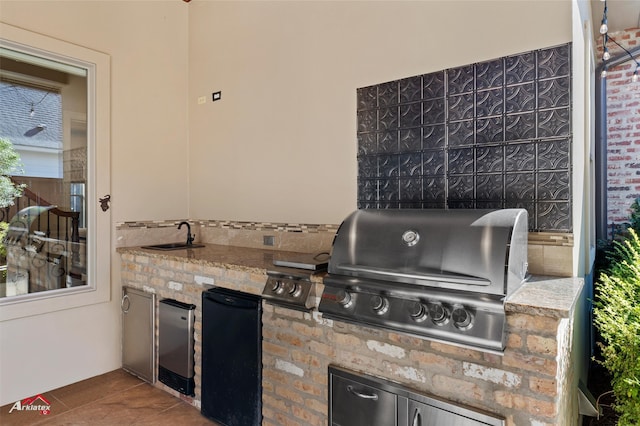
[121,294,130,313]
[346,385,378,401]
[412,408,422,426]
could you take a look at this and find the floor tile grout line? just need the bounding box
[41,381,149,423]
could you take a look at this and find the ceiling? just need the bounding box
[591,0,640,37]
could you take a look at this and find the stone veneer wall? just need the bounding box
[262,302,576,426]
[119,250,580,426]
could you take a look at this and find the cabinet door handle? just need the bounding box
[121,294,130,313]
[346,385,378,401]
[412,408,422,426]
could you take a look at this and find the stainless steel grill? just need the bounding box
[318,209,528,352]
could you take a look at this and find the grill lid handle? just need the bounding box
[337,264,491,286]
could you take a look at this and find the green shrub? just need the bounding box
[593,228,640,425]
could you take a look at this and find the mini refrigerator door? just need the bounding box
[122,287,156,383]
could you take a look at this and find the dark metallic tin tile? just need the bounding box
[423,71,445,99]
[476,145,504,173]
[399,76,423,104]
[505,112,536,141]
[505,172,536,200]
[378,81,399,107]
[476,88,504,117]
[423,149,446,176]
[357,132,377,155]
[422,124,446,149]
[449,148,475,175]
[448,93,474,121]
[399,153,423,177]
[358,155,378,178]
[379,178,400,201]
[476,174,503,200]
[537,44,571,79]
[537,171,571,200]
[399,102,422,128]
[422,177,446,201]
[535,201,572,232]
[505,142,536,171]
[448,120,474,147]
[537,138,570,171]
[379,154,400,177]
[505,82,536,113]
[476,117,503,144]
[379,106,399,130]
[357,109,377,133]
[447,65,474,95]
[377,130,399,153]
[537,76,571,109]
[400,128,422,152]
[357,86,378,111]
[399,177,423,201]
[476,59,504,90]
[505,52,536,85]
[537,107,571,138]
[423,98,446,125]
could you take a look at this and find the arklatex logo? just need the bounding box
[9,394,51,415]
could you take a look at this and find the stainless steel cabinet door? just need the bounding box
[330,374,397,426]
[408,399,493,426]
[122,287,155,383]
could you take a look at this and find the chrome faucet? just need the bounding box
[177,221,195,246]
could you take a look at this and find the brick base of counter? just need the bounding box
[120,251,582,426]
[262,303,579,426]
[119,252,267,408]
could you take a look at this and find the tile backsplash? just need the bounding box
[357,43,572,232]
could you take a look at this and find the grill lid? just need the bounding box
[328,209,528,297]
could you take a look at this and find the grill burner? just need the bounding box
[318,209,528,352]
[263,253,329,311]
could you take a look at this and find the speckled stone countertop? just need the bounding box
[505,275,584,318]
[118,244,584,317]
[117,243,311,272]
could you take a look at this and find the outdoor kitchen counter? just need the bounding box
[117,243,325,297]
[506,275,584,319]
[117,243,299,272]
[118,244,582,316]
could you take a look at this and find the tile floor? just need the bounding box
[0,369,218,425]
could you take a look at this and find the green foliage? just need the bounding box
[593,229,640,425]
[0,137,24,208]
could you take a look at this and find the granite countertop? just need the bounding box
[505,275,584,318]
[118,244,584,318]
[117,243,309,272]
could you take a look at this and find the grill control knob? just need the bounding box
[452,304,473,330]
[287,282,301,298]
[428,302,449,325]
[336,289,353,308]
[271,279,284,294]
[408,301,427,322]
[370,295,389,315]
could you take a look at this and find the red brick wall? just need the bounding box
[598,28,640,227]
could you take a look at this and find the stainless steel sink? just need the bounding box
[142,243,205,251]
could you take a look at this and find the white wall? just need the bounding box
[0,0,189,405]
[188,0,573,225]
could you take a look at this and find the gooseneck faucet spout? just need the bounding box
[178,221,195,246]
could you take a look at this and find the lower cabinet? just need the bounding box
[122,287,155,383]
[329,365,505,426]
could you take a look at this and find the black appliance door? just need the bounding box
[201,287,262,426]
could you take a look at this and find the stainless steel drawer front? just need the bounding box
[329,365,504,426]
[330,374,397,426]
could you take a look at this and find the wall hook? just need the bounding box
[99,195,111,212]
